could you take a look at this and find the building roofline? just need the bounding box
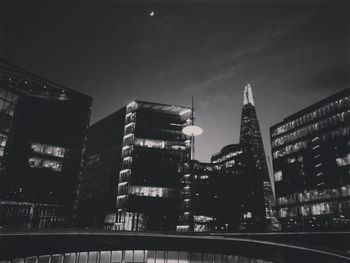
[89,106,126,129]
[0,58,92,101]
[270,88,350,130]
[211,144,241,159]
[134,100,191,112]
[90,100,192,127]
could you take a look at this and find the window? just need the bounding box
[243,212,252,219]
[272,96,350,137]
[225,160,235,168]
[341,185,350,196]
[311,202,330,215]
[31,143,65,158]
[123,134,134,145]
[28,157,62,171]
[279,208,288,218]
[336,154,350,167]
[274,170,282,181]
[126,101,137,113]
[124,122,135,134]
[300,206,309,216]
[129,186,175,198]
[0,133,8,147]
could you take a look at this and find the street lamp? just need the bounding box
[178,97,203,232]
[182,97,203,160]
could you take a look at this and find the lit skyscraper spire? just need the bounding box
[243,83,254,106]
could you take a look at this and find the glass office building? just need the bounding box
[114,101,192,231]
[78,101,191,230]
[0,60,92,228]
[77,108,126,229]
[270,88,350,230]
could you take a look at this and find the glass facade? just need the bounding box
[0,60,92,229]
[271,96,350,137]
[31,143,65,157]
[0,86,18,170]
[270,88,350,230]
[2,250,273,263]
[28,143,66,172]
[0,201,65,228]
[116,101,192,231]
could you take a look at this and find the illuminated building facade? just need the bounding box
[240,84,278,230]
[116,101,192,231]
[270,88,350,230]
[77,108,125,229]
[177,145,248,232]
[0,60,92,228]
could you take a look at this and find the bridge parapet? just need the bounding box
[0,230,349,263]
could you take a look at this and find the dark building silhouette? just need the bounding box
[0,60,92,228]
[239,84,278,230]
[115,101,192,231]
[271,88,350,230]
[77,108,125,229]
[177,144,247,232]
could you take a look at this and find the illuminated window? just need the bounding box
[126,101,137,113]
[31,143,65,158]
[272,96,350,137]
[277,197,288,205]
[135,139,165,149]
[341,185,350,196]
[243,212,252,219]
[0,133,8,147]
[124,122,135,134]
[225,160,235,168]
[279,208,288,218]
[129,186,175,198]
[125,112,136,124]
[123,134,134,145]
[287,157,296,163]
[336,154,350,167]
[171,145,186,150]
[301,206,311,216]
[28,157,62,171]
[194,215,213,223]
[311,202,330,215]
[274,170,282,181]
[104,213,116,224]
[122,145,133,157]
[122,157,132,169]
[116,195,128,207]
[118,182,129,195]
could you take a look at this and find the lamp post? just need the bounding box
[182,96,203,160]
[178,97,203,232]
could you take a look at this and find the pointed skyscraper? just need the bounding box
[240,84,279,230]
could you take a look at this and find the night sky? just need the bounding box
[1,0,349,162]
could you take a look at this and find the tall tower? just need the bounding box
[240,84,278,230]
